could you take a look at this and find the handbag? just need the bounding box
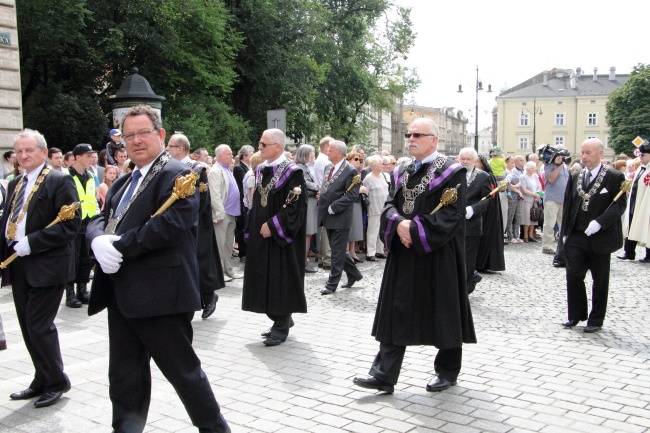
[360,193,370,208]
[529,201,543,222]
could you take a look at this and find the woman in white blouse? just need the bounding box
[363,155,390,261]
[520,161,543,243]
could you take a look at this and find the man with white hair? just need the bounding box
[209,144,242,281]
[168,134,225,319]
[317,140,363,295]
[458,147,491,294]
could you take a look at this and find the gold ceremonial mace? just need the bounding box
[151,171,200,218]
[282,186,302,209]
[613,179,633,202]
[0,202,80,269]
[345,175,361,194]
[481,180,508,201]
[603,179,633,213]
[430,184,461,214]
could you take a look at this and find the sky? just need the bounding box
[398,0,644,131]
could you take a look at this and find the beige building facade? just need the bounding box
[403,104,470,156]
[0,0,22,152]
[496,67,628,160]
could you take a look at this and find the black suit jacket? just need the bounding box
[317,162,360,230]
[233,162,248,207]
[465,169,492,237]
[0,169,81,286]
[87,155,201,318]
[561,166,626,255]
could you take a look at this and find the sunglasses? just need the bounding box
[404,133,435,139]
[258,142,276,148]
[348,157,360,161]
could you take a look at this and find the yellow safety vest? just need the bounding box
[66,169,98,219]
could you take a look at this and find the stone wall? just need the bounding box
[0,0,22,152]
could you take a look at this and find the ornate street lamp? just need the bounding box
[458,66,492,151]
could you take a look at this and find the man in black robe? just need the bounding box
[242,128,307,346]
[353,118,476,394]
[167,133,225,319]
[458,148,491,294]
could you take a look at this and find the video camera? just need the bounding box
[538,144,571,165]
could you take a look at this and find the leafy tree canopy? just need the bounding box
[607,63,650,156]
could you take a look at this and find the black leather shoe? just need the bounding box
[553,261,566,268]
[262,318,295,337]
[617,254,635,260]
[10,388,41,400]
[639,257,650,263]
[426,376,456,392]
[584,325,602,333]
[562,320,580,327]
[321,288,336,295]
[342,275,363,288]
[201,301,217,320]
[34,391,65,408]
[365,256,377,262]
[375,254,387,259]
[352,257,364,264]
[263,336,285,346]
[352,376,394,394]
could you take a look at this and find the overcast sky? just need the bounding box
[399,0,644,130]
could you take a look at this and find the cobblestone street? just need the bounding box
[1,240,649,432]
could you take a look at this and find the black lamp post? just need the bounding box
[458,65,492,151]
[521,98,543,150]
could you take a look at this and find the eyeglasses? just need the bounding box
[350,157,360,161]
[123,129,157,142]
[404,133,435,139]
[259,142,277,148]
[167,145,180,148]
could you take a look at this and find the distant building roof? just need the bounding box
[497,67,629,99]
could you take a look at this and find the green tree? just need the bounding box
[607,63,650,156]
[18,0,247,152]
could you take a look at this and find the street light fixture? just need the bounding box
[458,65,492,152]
[521,98,543,149]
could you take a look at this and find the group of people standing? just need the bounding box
[1,105,648,433]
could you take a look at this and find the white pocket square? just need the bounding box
[599,188,608,194]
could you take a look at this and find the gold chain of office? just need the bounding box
[7,168,51,240]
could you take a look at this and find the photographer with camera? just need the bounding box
[540,144,570,255]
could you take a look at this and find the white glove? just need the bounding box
[584,220,601,236]
[465,206,474,220]
[328,206,335,215]
[91,235,123,274]
[15,236,31,257]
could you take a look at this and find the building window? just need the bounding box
[520,112,530,126]
[557,101,563,105]
[519,137,529,150]
[587,135,597,141]
[587,113,598,126]
[554,136,565,146]
[555,113,565,126]
[606,135,610,148]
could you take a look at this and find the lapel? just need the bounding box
[109,175,131,214]
[26,168,49,215]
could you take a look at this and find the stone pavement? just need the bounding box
[1,241,650,433]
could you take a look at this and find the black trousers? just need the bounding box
[10,258,69,393]
[369,342,462,385]
[235,210,247,258]
[325,227,362,290]
[71,220,94,284]
[623,238,650,259]
[564,231,612,327]
[107,307,230,433]
[266,313,292,340]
